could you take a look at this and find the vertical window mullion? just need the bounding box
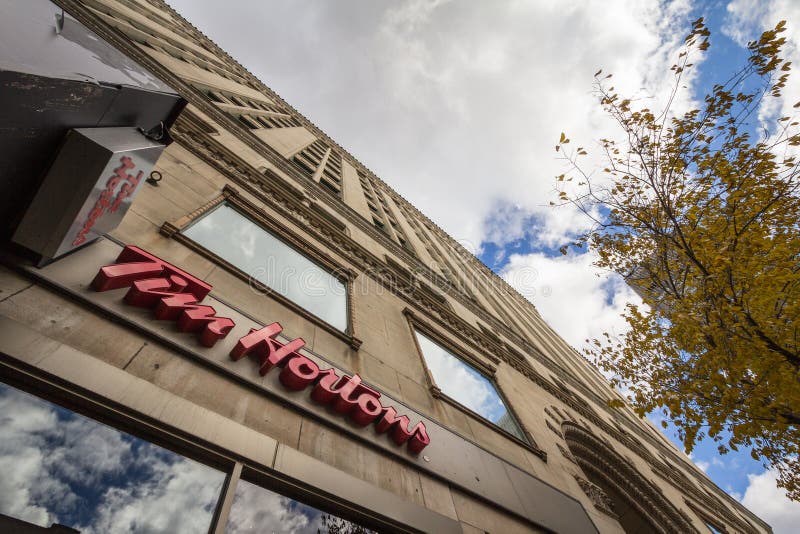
[210,462,243,534]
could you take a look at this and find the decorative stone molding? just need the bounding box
[557,443,577,464]
[405,308,498,377]
[574,475,617,518]
[563,423,697,534]
[685,500,737,534]
[543,406,558,422]
[551,405,569,422]
[651,462,757,533]
[546,419,563,439]
[160,192,227,236]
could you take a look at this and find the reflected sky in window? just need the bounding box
[226,478,375,534]
[0,383,225,533]
[414,331,527,442]
[184,204,348,331]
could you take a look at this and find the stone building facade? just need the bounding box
[0,0,772,532]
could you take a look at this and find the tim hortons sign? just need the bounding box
[90,245,430,454]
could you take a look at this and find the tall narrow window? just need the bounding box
[0,382,226,533]
[183,204,348,331]
[414,330,528,443]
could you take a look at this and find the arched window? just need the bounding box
[562,422,696,534]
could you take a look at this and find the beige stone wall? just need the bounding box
[341,160,373,220]
[0,134,587,530]
[126,142,573,528]
[254,127,317,159]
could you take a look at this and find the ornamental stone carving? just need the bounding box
[574,475,617,518]
[563,422,697,534]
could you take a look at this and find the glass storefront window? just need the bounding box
[225,478,375,534]
[183,204,348,332]
[0,382,226,534]
[414,330,529,443]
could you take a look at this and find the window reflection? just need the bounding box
[0,382,225,534]
[183,204,348,332]
[414,331,528,442]
[225,478,375,534]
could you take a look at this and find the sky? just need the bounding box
[167,0,800,530]
[0,382,356,533]
[0,383,226,532]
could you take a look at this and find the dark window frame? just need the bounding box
[161,186,361,350]
[403,310,544,456]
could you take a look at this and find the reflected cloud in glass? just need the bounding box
[0,383,225,533]
[184,204,348,331]
[414,331,527,441]
[226,478,374,534]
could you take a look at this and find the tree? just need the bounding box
[554,18,800,499]
[318,513,374,534]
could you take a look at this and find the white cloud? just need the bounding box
[724,0,800,135]
[500,250,642,352]
[47,417,129,486]
[723,0,773,45]
[740,468,800,534]
[0,384,225,534]
[84,455,225,534]
[226,479,318,534]
[687,452,708,472]
[0,385,65,527]
[695,460,710,473]
[482,202,533,250]
[167,0,696,248]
